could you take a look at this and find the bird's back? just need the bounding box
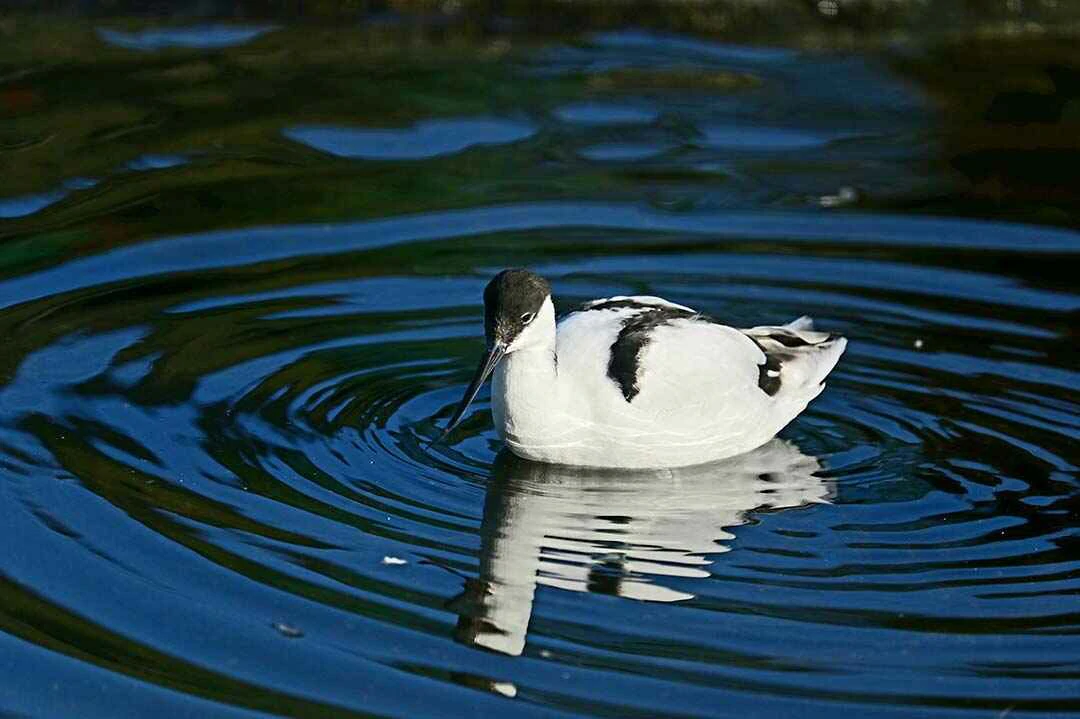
[542,298,844,467]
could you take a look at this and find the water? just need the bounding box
[2,17,1079,719]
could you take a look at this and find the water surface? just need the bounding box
[1,19,1078,719]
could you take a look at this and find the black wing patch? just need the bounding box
[607,307,697,402]
[743,329,839,397]
[603,307,828,402]
[762,330,814,348]
[745,335,788,396]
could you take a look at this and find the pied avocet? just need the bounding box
[439,269,846,468]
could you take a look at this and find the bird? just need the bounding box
[437,268,846,469]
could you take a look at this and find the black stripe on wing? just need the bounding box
[743,329,841,397]
[607,306,699,402]
[743,336,789,397]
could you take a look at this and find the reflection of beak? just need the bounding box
[436,342,506,442]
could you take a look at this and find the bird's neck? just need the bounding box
[492,344,559,441]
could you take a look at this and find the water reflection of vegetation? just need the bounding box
[2,9,1079,267]
[891,38,1080,227]
[0,22,562,204]
[2,19,769,268]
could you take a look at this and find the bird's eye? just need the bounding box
[520,312,535,324]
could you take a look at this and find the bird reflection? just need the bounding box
[452,438,832,657]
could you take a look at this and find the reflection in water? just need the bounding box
[0,177,99,219]
[284,118,538,160]
[454,439,830,656]
[95,24,277,51]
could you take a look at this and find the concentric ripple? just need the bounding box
[2,26,1079,719]
[1,202,1077,717]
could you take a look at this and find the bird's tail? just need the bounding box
[743,317,847,395]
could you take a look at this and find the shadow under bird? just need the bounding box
[438,269,846,468]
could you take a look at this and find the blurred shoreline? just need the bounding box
[2,2,1080,232]
[3,0,1080,49]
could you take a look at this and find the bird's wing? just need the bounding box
[741,320,847,397]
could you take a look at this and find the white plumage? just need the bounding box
[440,270,846,469]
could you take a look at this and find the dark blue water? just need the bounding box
[1,19,1078,719]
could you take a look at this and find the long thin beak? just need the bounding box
[435,342,506,442]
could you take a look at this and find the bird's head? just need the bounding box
[437,269,553,439]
